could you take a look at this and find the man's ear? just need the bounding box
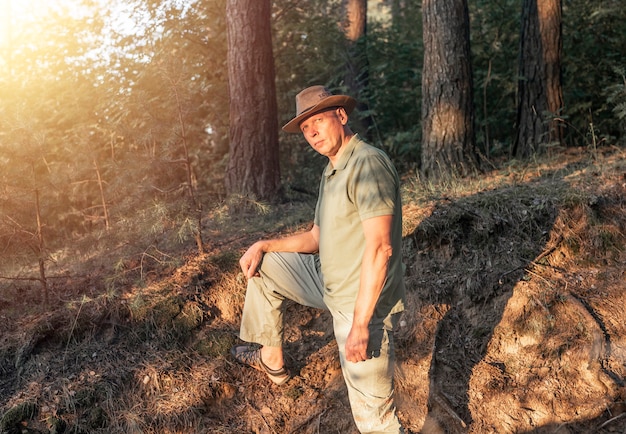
[336,107,348,125]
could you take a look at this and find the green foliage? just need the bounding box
[605,65,626,141]
[469,0,520,157]
[469,0,626,154]
[272,0,346,120]
[380,130,421,172]
[0,1,108,260]
[194,331,236,358]
[95,0,228,200]
[273,0,424,175]
[562,0,626,147]
[2,0,626,283]
[0,401,38,432]
[272,0,347,187]
[366,16,423,154]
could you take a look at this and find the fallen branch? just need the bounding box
[0,275,44,282]
[433,393,468,428]
[597,412,626,429]
[0,274,73,281]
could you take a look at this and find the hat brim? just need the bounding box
[282,95,357,133]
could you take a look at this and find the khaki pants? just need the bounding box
[240,252,404,434]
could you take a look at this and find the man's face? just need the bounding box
[299,107,347,159]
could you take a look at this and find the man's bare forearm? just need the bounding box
[239,225,319,278]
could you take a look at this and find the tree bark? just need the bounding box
[421,0,478,180]
[514,0,564,158]
[225,0,281,201]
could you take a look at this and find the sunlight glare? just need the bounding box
[0,0,56,45]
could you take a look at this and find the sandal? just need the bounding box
[230,344,291,385]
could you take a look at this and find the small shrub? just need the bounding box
[0,401,38,433]
[195,331,236,358]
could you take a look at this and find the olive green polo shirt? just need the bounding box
[314,134,405,319]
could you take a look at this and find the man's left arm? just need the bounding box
[344,214,393,363]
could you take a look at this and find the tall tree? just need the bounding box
[225,0,281,201]
[343,0,372,138]
[421,0,478,180]
[513,0,563,158]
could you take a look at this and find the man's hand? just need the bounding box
[239,242,265,279]
[345,323,370,363]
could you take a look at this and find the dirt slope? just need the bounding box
[1,148,625,434]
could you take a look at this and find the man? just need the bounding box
[231,85,405,433]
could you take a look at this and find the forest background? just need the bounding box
[0,0,625,433]
[1,0,625,271]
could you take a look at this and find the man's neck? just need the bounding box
[328,132,355,167]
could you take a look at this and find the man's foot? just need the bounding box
[230,344,291,385]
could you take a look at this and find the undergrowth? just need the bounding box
[0,146,624,433]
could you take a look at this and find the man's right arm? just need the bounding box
[239,225,320,278]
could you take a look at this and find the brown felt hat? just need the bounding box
[282,85,357,133]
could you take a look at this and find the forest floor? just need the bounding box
[0,146,625,434]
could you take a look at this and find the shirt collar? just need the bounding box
[323,134,361,177]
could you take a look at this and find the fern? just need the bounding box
[605,66,626,144]
[614,102,626,121]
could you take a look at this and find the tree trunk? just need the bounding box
[225,0,281,201]
[34,188,48,306]
[421,0,478,180]
[513,0,563,158]
[344,0,366,43]
[343,0,372,139]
